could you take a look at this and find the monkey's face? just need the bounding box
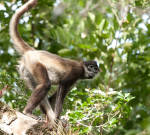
[83,61,99,79]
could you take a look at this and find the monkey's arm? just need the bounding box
[54,81,75,119]
[54,85,65,119]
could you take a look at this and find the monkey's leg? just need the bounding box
[40,92,56,114]
[40,96,56,125]
[40,92,57,124]
[41,86,69,126]
[23,63,51,118]
[48,92,57,110]
[54,85,68,119]
[54,80,75,119]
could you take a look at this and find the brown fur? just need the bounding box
[10,0,99,125]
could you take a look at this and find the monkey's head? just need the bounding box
[83,61,99,79]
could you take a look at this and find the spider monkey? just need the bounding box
[9,0,99,125]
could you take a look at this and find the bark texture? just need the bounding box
[0,102,67,135]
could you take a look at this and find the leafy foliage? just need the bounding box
[1,0,150,134]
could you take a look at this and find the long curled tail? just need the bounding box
[9,0,37,55]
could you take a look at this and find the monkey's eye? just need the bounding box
[87,65,99,73]
[87,65,94,71]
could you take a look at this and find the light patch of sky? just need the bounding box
[108,13,149,51]
[120,39,125,44]
[19,19,24,24]
[148,19,150,24]
[108,39,119,49]
[108,31,124,49]
[138,14,149,31]
[0,4,6,11]
[136,50,140,54]
[0,2,12,10]
[34,38,40,48]
[122,54,127,61]
[138,23,148,31]
[11,1,30,23]
[107,13,113,18]
[8,47,15,55]
[126,39,132,43]
[115,30,122,38]
[118,48,123,54]
[0,50,4,54]
[4,12,9,18]
[142,14,149,22]
[12,4,17,10]
[39,20,44,24]
[54,0,61,6]
[148,43,150,47]
[69,45,74,49]
[23,16,30,23]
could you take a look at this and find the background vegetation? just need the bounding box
[0,0,150,134]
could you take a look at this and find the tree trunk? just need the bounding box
[0,101,67,135]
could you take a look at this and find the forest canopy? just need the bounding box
[0,0,150,134]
